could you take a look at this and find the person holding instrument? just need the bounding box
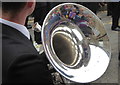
[0,1,53,84]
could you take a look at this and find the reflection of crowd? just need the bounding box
[49,4,95,37]
[26,2,105,44]
[26,2,120,45]
[50,5,87,22]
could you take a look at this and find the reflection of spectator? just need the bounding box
[73,14,82,23]
[60,5,71,18]
[47,14,61,29]
[69,11,76,19]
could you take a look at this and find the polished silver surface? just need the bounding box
[42,3,111,83]
[32,22,41,32]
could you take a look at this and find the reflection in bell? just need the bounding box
[41,3,111,83]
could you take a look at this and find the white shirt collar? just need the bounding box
[0,18,30,40]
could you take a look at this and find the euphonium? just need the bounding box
[33,3,111,83]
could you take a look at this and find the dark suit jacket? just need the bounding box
[2,23,53,84]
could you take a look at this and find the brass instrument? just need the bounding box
[33,3,111,83]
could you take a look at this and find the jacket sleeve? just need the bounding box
[6,53,53,84]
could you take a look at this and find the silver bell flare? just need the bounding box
[41,3,111,83]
